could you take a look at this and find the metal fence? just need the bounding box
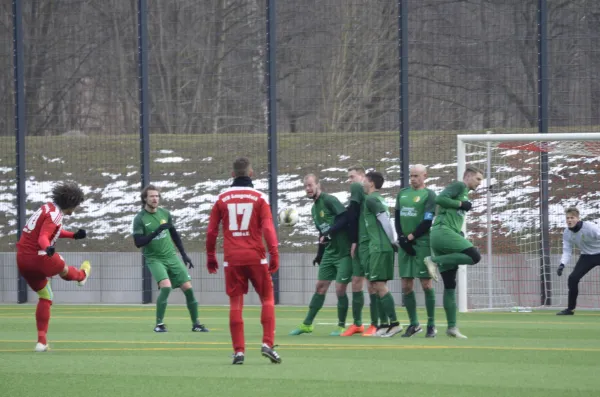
[1,0,600,306]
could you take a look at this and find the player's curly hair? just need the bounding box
[51,181,85,210]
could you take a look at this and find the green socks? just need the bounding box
[156,286,172,324]
[369,293,379,326]
[352,292,364,326]
[443,289,457,328]
[403,291,418,326]
[183,288,199,324]
[378,295,388,325]
[425,288,436,327]
[337,293,349,327]
[303,293,326,326]
[380,293,397,323]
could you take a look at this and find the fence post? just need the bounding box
[537,0,551,306]
[13,0,27,304]
[137,0,152,304]
[398,0,409,189]
[398,0,409,307]
[266,0,279,304]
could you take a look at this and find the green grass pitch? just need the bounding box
[1,305,599,397]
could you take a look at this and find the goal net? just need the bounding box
[456,133,600,312]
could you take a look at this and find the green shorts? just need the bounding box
[318,254,352,284]
[399,237,432,279]
[367,251,395,282]
[430,226,473,272]
[146,256,191,289]
[352,242,370,278]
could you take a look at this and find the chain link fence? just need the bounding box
[1,0,599,305]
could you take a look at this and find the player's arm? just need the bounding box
[435,181,468,210]
[59,228,86,239]
[132,216,168,248]
[347,183,363,243]
[366,197,396,247]
[205,202,222,273]
[259,200,279,273]
[412,189,436,239]
[558,229,572,276]
[557,229,572,276]
[323,196,349,237]
[168,214,193,268]
[37,217,57,251]
[347,201,360,244]
[394,192,403,237]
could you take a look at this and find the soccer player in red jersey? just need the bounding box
[16,182,90,352]
[205,157,281,365]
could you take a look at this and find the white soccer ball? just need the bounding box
[278,207,299,226]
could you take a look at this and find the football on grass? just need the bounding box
[278,207,299,226]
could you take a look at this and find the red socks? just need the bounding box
[36,298,52,345]
[60,266,85,282]
[229,295,245,354]
[261,298,275,348]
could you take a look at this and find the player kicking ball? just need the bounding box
[16,182,90,352]
[424,166,483,339]
[206,157,281,365]
[132,185,208,333]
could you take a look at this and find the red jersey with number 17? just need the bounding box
[206,187,278,267]
[16,202,72,254]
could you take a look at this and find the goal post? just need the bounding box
[456,132,600,312]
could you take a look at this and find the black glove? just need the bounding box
[398,235,416,256]
[557,263,565,276]
[155,223,172,234]
[73,229,86,240]
[45,246,55,257]
[182,254,194,269]
[313,237,328,266]
[312,255,322,266]
[460,201,473,211]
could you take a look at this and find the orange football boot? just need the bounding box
[341,324,364,336]
[362,324,378,336]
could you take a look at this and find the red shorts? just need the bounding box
[224,265,273,299]
[17,252,66,292]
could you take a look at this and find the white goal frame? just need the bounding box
[456,132,600,312]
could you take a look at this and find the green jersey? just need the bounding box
[312,192,351,259]
[396,187,437,236]
[364,191,393,253]
[432,181,470,233]
[349,182,369,243]
[132,207,177,260]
